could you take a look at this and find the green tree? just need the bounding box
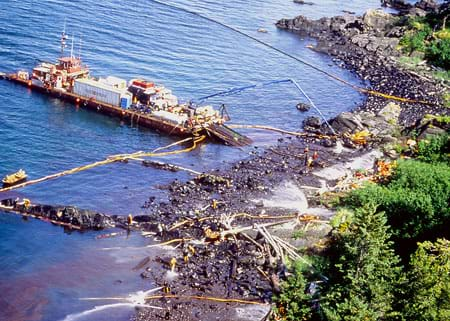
[320,204,402,321]
[403,239,450,321]
[273,260,313,321]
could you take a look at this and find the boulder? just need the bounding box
[330,112,365,133]
[362,9,397,32]
[407,7,428,17]
[418,125,447,139]
[381,0,412,11]
[351,34,370,48]
[293,0,314,5]
[303,116,322,128]
[377,102,401,124]
[415,0,438,12]
[386,26,407,38]
[296,102,311,112]
[276,16,331,35]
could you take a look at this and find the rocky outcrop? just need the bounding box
[0,198,115,230]
[276,4,449,127]
[381,0,413,11]
[363,9,398,33]
[381,0,439,13]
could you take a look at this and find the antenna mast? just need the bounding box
[70,33,74,58]
[78,34,82,60]
[60,19,68,57]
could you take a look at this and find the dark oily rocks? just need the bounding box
[407,7,428,17]
[418,122,447,139]
[330,112,365,134]
[276,16,330,35]
[293,0,314,4]
[0,199,115,230]
[303,116,322,128]
[381,0,412,11]
[296,102,311,112]
[415,0,439,12]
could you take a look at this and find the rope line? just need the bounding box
[227,124,335,138]
[145,294,267,306]
[196,78,337,134]
[149,0,435,106]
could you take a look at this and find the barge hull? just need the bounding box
[5,75,192,137]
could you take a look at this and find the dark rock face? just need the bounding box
[381,0,412,11]
[415,0,439,12]
[330,112,364,133]
[293,0,314,4]
[0,199,114,230]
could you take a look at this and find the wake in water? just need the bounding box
[255,181,308,212]
[61,287,163,321]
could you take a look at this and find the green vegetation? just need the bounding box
[273,134,450,321]
[416,133,450,164]
[320,204,401,321]
[444,92,450,108]
[273,260,313,321]
[344,159,450,253]
[399,13,450,69]
[404,238,450,321]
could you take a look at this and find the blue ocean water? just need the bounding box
[0,0,388,320]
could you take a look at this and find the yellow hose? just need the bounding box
[0,136,206,193]
[145,294,267,305]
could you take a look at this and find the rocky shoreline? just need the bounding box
[277,0,448,127]
[129,2,449,320]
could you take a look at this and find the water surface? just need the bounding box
[0,0,385,319]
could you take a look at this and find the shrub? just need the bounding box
[344,159,450,257]
[416,133,449,164]
[400,31,428,54]
[426,38,450,69]
[320,204,401,321]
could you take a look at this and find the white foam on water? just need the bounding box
[62,287,163,321]
[256,181,308,212]
[61,303,138,321]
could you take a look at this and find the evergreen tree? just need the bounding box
[273,260,314,321]
[321,204,402,321]
[404,238,450,321]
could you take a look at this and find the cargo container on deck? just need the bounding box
[0,28,253,147]
[73,78,132,107]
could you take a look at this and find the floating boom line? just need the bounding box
[195,78,336,135]
[0,136,206,193]
[149,0,435,106]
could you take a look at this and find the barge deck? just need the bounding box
[0,28,252,147]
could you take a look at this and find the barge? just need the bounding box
[0,29,251,146]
